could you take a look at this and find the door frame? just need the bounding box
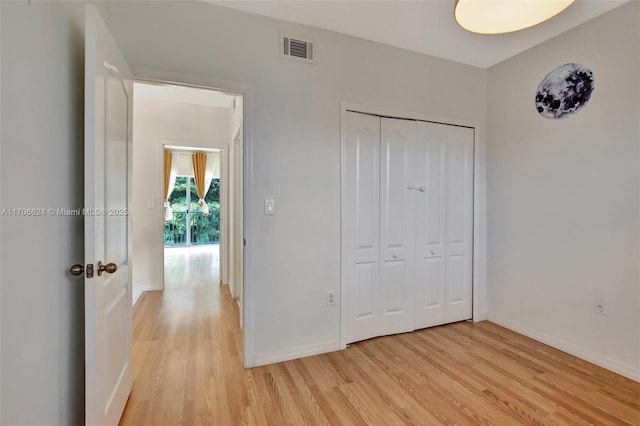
[133,70,255,368]
[339,101,486,349]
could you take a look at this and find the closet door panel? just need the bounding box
[379,118,415,333]
[355,263,375,318]
[445,126,474,323]
[414,122,447,329]
[344,112,381,343]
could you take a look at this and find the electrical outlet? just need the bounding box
[595,298,606,315]
[326,290,336,306]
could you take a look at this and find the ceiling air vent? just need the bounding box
[281,35,315,63]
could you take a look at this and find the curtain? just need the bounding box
[174,152,194,176]
[163,151,177,222]
[201,153,221,216]
[192,152,221,216]
[192,152,210,216]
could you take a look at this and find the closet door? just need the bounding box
[343,112,381,343]
[414,122,448,329]
[414,122,474,328]
[379,118,415,336]
[344,113,473,343]
[444,126,474,323]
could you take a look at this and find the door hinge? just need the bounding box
[243,238,246,247]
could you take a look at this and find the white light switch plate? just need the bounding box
[264,198,275,215]
[147,200,155,209]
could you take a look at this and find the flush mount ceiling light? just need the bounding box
[454,0,576,35]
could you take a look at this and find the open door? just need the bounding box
[84,5,133,425]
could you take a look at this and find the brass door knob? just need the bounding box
[69,264,84,276]
[97,261,118,276]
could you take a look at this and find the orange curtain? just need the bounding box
[192,152,209,216]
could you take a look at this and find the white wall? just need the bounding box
[110,2,487,364]
[486,2,640,380]
[132,97,232,301]
[1,2,87,424]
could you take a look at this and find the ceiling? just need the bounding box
[208,0,627,68]
[134,82,235,108]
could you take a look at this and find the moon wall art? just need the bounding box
[535,63,595,120]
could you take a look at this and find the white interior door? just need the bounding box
[414,122,474,328]
[379,118,415,335]
[444,125,474,323]
[344,113,416,343]
[85,5,133,425]
[414,122,448,329]
[344,112,381,343]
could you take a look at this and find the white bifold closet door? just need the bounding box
[343,112,415,343]
[344,111,474,344]
[413,122,474,330]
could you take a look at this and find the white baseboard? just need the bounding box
[132,284,160,306]
[487,313,640,382]
[474,312,488,322]
[252,340,341,367]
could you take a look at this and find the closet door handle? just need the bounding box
[407,185,425,192]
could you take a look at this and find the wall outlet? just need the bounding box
[326,290,336,306]
[595,298,606,315]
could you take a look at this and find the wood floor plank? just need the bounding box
[278,362,332,426]
[120,246,640,425]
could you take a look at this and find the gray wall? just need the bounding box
[486,1,640,379]
[108,1,487,364]
[0,2,89,424]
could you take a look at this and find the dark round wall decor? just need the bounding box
[535,63,594,120]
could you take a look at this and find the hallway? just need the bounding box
[120,245,243,425]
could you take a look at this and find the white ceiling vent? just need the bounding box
[281,35,315,63]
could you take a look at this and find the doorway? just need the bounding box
[130,80,245,328]
[163,146,223,293]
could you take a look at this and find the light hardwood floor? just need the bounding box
[120,247,640,425]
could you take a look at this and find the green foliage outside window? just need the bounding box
[164,176,220,246]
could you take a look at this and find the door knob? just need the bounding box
[69,264,84,276]
[392,254,398,259]
[70,263,94,278]
[431,250,436,255]
[97,261,118,276]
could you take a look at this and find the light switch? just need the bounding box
[147,200,155,209]
[264,198,275,215]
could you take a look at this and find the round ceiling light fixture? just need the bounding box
[454,0,576,35]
